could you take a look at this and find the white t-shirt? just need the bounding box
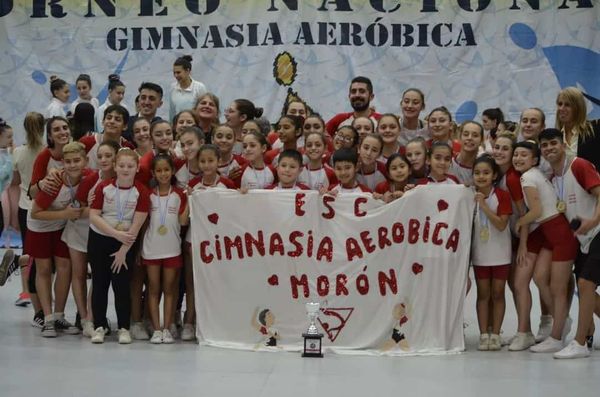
[90,180,150,235]
[142,187,187,260]
[240,164,276,190]
[45,98,68,119]
[520,167,559,223]
[27,183,76,232]
[449,157,473,186]
[169,78,207,121]
[357,162,387,191]
[298,164,337,191]
[553,157,600,253]
[218,154,247,179]
[471,188,513,266]
[12,144,43,210]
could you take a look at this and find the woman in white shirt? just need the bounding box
[96,74,127,130]
[169,55,207,122]
[44,76,70,119]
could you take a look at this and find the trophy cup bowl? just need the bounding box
[302,302,323,357]
[305,302,320,335]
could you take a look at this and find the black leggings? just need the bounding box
[88,229,137,330]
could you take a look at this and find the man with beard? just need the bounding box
[124,82,164,142]
[325,76,382,137]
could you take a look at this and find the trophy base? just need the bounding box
[302,333,324,358]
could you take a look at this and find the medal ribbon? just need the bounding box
[115,182,133,225]
[66,174,78,207]
[157,186,171,227]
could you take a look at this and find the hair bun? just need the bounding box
[182,55,193,62]
[255,107,264,118]
[108,74,120,82]
[49,75,58,82]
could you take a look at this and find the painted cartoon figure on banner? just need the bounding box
[379,301,411,351]
[252,307,280,348]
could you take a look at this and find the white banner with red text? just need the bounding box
[190,185,474,355]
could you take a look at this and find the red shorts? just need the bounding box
[25,229,70,259]
[473,265,511,281]
[526,215,578,261]
[142,256,183,269]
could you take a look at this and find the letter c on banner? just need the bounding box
[354,197,367,217]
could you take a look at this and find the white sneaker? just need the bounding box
[82,320,95,338]
[535,315,553,343]
[554,340,590,359]
[91,327,106,344]
[150,330,163,344]
[561,317,573,342]
[162,329,175,344]
[118,328,132,344]
[181,324,195,341]
[478,334,490,351]
[489,334,502,351]
[530,336,563,353]
[130,322,149,340]
[508,332,535,351]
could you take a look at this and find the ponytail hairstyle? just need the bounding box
[174,55,193,71]
[233,99,263,121]
[108,74,125,91]
[75,74,92,89]
[49,75,68,98]
[482,108,505,127]
[23,112,45,150]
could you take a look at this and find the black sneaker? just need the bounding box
[0,250,17,286]
[586,335,594,349]
[55,318,80,335]
[31,310,44,328]
[41,321,57,338]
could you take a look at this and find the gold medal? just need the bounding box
[479,227,490,242]
[158,225,168,235]
[556,200,566,213]
[115,222,124,231]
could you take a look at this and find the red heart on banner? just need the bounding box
[437,199,449,211]
[207,213,219,224]
[267,274,279,286]
[412,263,424,275]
